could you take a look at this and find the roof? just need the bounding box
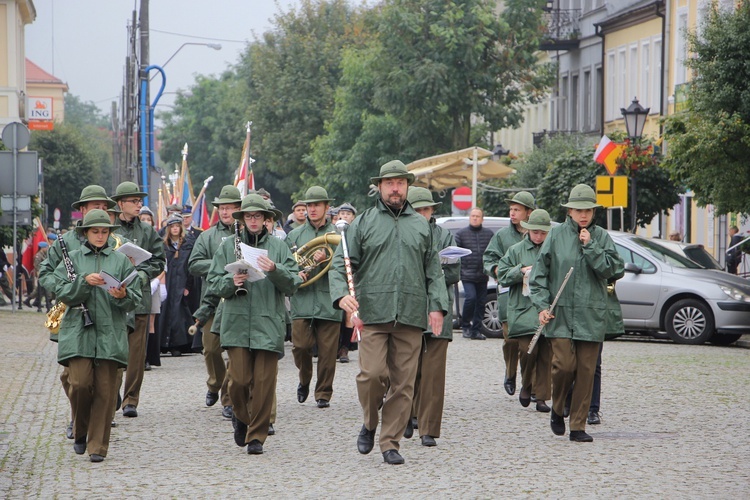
[406,147,515,191]
[25,59,67,87]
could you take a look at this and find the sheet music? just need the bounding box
[98,269,139,290]
[439,245,472,264]
[239,242,268,269]
[224,260,265,283]
[116,242,152,266]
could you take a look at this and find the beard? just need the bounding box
[383,192,405,210]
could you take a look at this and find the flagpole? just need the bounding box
[192,176,214,218]
[243,122,252,194]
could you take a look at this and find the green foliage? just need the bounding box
[30,123,103,228]
[65,94,111,130]
[663,2,750,214]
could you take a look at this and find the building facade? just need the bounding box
[0,0,36,128]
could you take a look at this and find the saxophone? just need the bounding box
[234,220,248,296]
[44,238,94,333]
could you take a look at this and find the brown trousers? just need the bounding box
[60,366,72,420]
[226,347,277,445]
[123,314,148,408]
[517,335,552,401]
[412,336,449,439]
[502,322,519,379]
[202,316,231,407]
[357,322,422,452]
[67,358,119,457]
[292,318,340,402]
[549,338,600,432]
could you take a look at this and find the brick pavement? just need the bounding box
[1,308,749,498]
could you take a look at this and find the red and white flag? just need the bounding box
[593,135,624,176]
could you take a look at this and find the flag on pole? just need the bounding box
[193,195,212,230]
[178,144,195,207]
[234,122,254,196]
[21,219,49,274]
[594,135,625,176]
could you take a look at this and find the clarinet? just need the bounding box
[234,220,248,296]
[59,238,95,328]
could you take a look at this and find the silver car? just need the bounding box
[612,231,750,345]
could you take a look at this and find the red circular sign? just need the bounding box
[453,186,473,210]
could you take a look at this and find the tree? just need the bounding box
[65,94,110,129]
[663,3,750,214]
[30,123,103,228]
[63,94,113,190]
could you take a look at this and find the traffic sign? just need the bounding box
[596,176,628,208]
[453,186,472,210]
[1,122,30,150]
[0,151,39,196]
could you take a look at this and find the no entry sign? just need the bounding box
[453,186,472,210]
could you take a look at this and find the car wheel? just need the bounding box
[664,299,715,345]
[708,333,742,346]
[480,292,503,338]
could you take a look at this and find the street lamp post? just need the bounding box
[151,42,222,80]
[620,97,650,231]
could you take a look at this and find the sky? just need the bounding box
[25,0,299,116]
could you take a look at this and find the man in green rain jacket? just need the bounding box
[529,184,624,443]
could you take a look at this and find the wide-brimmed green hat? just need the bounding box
[211,185,242,207]
[407,186,441,209]
[111,181,148,201]
[504,191,535,210]
[232,194,275,220]
[561,184,601,209]
[370,160,415,185]
[107,203,123,214]
[75,209,120,233]
[300,186,334,204]
[267,201,284,222]
[521,209,552,231]
[71,185,116,210]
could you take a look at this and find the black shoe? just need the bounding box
[504,376,516,396]
[232,414,248,447]
[357,425,375,455]
[471,333,487,340]
[382,449,405,465]
[222,406,233,419]
[403,417,414,439]
[170,349,182,357]
[23,298,31,308]
[316,399,330,408]
[550,409,566,436]
[90,454,104,463]
[73,437,86,455]
[246,439,263,455]
[420,435,437,447]
[66,421,74,440]
[297,383,309,403]
[587,411,601,425]
[144,362,151,371]
[268,423,275,436]
[122,405,137,418]
[462,328,472,339]
[36,307,43,313]
[570,430,593,442]
[519,388,531,407]
[564,405,570,418]
[412,417,418,429]
[536,400,551,413]
[111,420,117,428]
[206,391,219,407]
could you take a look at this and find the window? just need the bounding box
[571,73,579,131]
[641,41,650,108]
[595,65,603,129]
[616,245,657,273]
[618,48,627,108]
[560,75,569,130]
[675,8,688,85]
[629,45,638,102]
[653,38,662,113]
[583,70,591,131]
[606,52,615,120]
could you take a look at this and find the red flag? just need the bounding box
[22,221,48,274]
[209,207,219,227]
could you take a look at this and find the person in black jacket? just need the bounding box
[454,208,494,340]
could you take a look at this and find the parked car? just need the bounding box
[611,231,750,345]
[648,239,724,271]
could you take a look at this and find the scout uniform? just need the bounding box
[286,186,342,408]
[482,191,535,396]
[53,210,142,461]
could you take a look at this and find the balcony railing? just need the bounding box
[539,9,582,51]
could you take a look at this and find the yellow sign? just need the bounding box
[596,176,628,208]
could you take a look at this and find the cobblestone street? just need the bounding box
[1,308,748,498]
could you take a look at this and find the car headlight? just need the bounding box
[719,285,750,303]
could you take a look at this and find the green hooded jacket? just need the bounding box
[424,220,459,339]
[114,216,165,314]
[483,222,525,278]
[189,221,233,325]
[529,217,625,342]
[497,235,543,338]
[286,219,342,322]
[206,228,298,353]
[329,197,448,330]
[53,244,142,367]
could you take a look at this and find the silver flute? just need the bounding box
[527,266,574,354]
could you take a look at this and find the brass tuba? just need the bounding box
[293,233,341,288]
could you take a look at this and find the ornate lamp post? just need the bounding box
[620,98,650,231]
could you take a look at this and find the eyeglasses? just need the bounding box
[243,213,265,220]
[122,198,144,205]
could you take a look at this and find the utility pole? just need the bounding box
[139,0,149,190]
[111,100,120,192]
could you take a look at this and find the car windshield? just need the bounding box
[682,246,723,270]
[630,237,703,269]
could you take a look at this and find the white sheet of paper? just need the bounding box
[224,260,266,283]
[239,243,268,268]
[116,242,152,266]
[98,269,139,290]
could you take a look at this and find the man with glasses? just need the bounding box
[111,182,166,418]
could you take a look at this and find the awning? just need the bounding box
[406,147,515,191]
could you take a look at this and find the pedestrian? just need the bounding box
[286,186,342,409]
[32,242,53,312]
[455,207,494,340]
[403,186,460,448]
[496,208,553,413]
[283,201,307,234]
[159,214,196,356]
[206,194,298,455]
[181,205,203,243]
[111,181,166,419]
[668,231,682,242]
[189,185,242,417]
[483,191,535,395]
[330,159,448,465]
[53,209,142,462]
[529,184,624,442]
[0,247,13,306]
[38,185,118,440]
[726,226,744,275]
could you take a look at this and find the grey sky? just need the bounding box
[25,0,299,115]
